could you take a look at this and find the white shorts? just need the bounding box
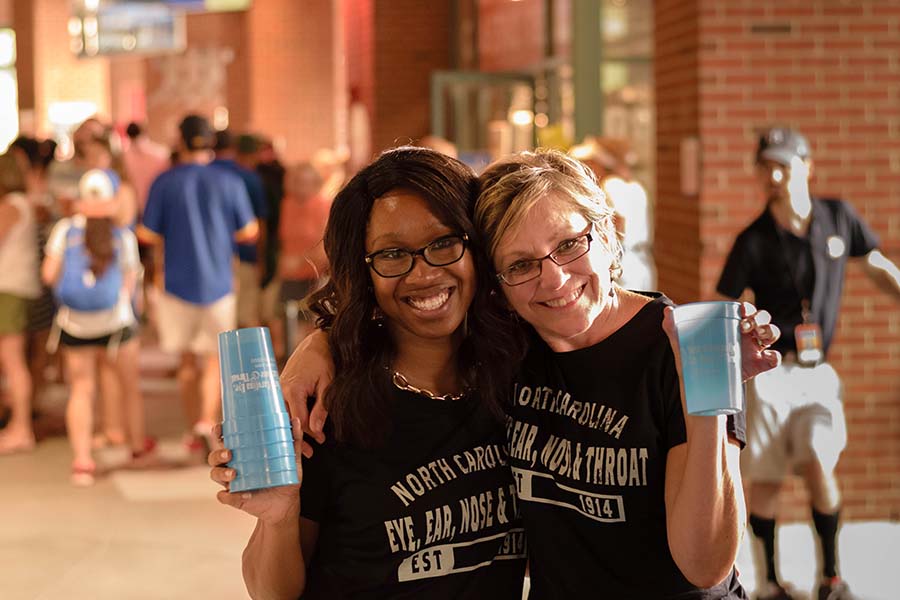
[156,291,236,356]
[236,261,261,327]
[742,359,847,482]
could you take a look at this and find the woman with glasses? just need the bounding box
[472,149,780,598]
[209,147,527,598]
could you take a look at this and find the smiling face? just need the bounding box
[365,190,476,348]
[493,193,617,351]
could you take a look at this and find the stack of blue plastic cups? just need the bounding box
[218,327,300,493]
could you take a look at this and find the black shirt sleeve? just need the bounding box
[838,199,880,257]
[660,342,688,451]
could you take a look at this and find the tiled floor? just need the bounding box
[1,346,895,599]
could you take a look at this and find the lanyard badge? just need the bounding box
[795,299,823,365]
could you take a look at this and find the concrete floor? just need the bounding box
[2,349,256,600]
[1,346,895,599]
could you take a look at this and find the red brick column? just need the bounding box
[370,0,452,153]
[655,0,702,303]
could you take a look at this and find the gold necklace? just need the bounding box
[391,371,467,402]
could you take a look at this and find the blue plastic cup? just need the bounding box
[231,454,298,474]
[672,301,743,416]
[229,440,297,462]
[219,327,299,491]
[230,468,299,493]
[219,327,288,420]
[222,411,293,436]
[222,426,295,449]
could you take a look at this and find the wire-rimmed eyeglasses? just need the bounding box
[496,227,593,286]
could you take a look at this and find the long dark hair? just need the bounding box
[308,146,525,448]
[85,217,115,276]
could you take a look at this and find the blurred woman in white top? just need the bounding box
[0,152,41,454]
[570,137,656,291]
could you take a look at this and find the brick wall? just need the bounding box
[344,0,374,169]
[657,0,900,521]
[477,0,544,72]
[144,10,249,148]
[345,0,374,122]
[108,56,147,126]
[370,0,451,152]
[246,0,344,162]
[655,0,702,303]
[141,1,344,163]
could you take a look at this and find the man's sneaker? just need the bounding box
[817,577,858,600]
[756,581,796,600]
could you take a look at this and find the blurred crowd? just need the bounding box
[0,114,338,485]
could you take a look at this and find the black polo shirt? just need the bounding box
[717,197,879,357]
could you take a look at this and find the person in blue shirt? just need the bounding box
[212,129,268,328]
[138,114,258,453]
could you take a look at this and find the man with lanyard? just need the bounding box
[717,127,900,600]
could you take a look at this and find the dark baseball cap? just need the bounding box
[756,127,810,166]
[179,114,214,151]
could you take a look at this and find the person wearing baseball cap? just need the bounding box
[718,127,900,600]
[178,114,215,152]
[138,114,259,457]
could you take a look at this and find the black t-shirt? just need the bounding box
[717,198,879,356]
[507,295,747,600]
[301,386,526,599]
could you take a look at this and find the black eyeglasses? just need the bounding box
[496,227,593,286]
[365,233,469,278]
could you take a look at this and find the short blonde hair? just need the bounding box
[475,149,623,280]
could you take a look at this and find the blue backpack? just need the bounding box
[55,224,124,312]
